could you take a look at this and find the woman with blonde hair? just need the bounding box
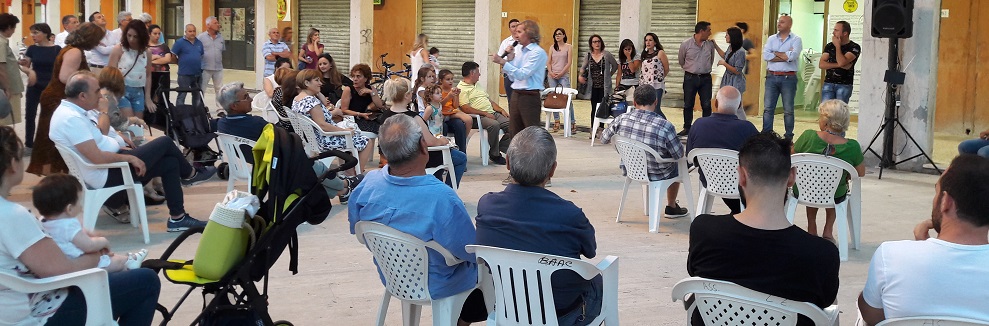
[298,28,323,70]
[292,69,370,175]
[792,99,866,243]
[409,33,430,81]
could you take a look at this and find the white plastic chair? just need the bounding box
[426,144,458,191]
[612,135,694,233]
[286,108,363,174]
[216,133,256,193]
[465,245,619,326]
[671,277,839,326]
[54,143,149,244]
[0,269,117,326]
[540,87,578,138]
[687,148,743,217]
[354,221,477,326]
[468,114,506,166]
[252,92,279,124]
[590,117,614,147]
[875,317,989,326]
[786,153,862,262]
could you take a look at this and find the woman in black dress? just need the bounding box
[21,23,61,150]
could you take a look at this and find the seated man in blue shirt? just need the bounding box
[348,114,487,324]
[215,82,362,203]
[685,86,759,214]
[476,126,601,325]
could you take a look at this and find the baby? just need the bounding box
[33,174,148,272]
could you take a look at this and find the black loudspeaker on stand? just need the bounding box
[863,0,940,179]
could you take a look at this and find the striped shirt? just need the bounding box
[261,40,290,76]
[600,108,683,181]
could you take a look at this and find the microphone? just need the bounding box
[501,41,519,58]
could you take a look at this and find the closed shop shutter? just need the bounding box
[298,0,350,70]
[421,0,475,73]
[651,0,697,108]
[577,0,621,94]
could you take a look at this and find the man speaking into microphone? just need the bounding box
[492,19,547,139]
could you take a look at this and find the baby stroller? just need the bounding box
[146,125,357,326]
[155,87,222,168]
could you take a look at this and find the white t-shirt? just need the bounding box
[50,100,122,188]
[0,198,66,325]
[41,218,86,258]
[862,238,989,321]
[497,36,516,57]
[53,31,69,48]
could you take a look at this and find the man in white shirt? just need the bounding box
[53,15,79,47]
[50,72,216,232]
[84,12,113,74]
[497,19,520,103]
[858,155,989,324]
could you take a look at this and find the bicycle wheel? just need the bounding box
[370,80,386,98]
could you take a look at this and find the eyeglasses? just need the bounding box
[592,40,602,44]
[555,33,564,36]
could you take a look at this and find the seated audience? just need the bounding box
[475,126,600,325]
[685,86,758,214]
[958,128,989,158]
[0,126,160,325]
[378,78,466,188]
[688,132,839,326]
[792,99,865,242]
[270,68,298,132]
[858,155,989,324]
[215,82,362,203]
[458,61,511,165]
[263,58,292,98]
[347,114,486,325]
[49,72,215,232]
[437,69,472,152]
[600,84,688,217]
[292,69,371,174]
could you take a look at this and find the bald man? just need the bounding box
[762,15,802,141]
[261,28,291,77]
[171,24,205,106]
[686,86,758,214]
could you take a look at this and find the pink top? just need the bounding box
[550,44,570,76]
[301,43,324,64]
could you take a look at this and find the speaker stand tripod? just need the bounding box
[863,39,941,179]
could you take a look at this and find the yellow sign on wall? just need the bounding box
[843,0,859,13]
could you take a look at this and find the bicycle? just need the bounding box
[369,52,412,97]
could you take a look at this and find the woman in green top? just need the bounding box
[792,99,866,242]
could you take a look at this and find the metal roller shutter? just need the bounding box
[651,0,697,108]
[298,0,350,70]
[577,0,621,89]
[421,0,475,73]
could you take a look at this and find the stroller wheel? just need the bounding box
[273,321,294,326]
[217,162,229,180]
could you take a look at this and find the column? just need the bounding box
[126,0,144,14]
[255,0,277,88]
[619,0,650,44]
[475,0,502,97]
[46,0,62,32]
[349,0,373,67]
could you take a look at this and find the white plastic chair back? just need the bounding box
[786,153,862,261]
[285,109,321,158]
[590,117,615,146]
[0,269,117,326]
[540,87,579,138]
[688,148,740,198]
[876,317,989,326]
[612,135,694,232]
[613,135,660,183]
[216,133,256,192]
[671,277,838,326]
[468,114,504,166]
[466,245,620,326]
[54,143,150,244]
[425,145,458,191]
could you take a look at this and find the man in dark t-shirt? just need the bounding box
[736,22,755,75]
[818,20,861,104]
[687,132,839,326]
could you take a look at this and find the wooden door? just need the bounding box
[935,0,989,134]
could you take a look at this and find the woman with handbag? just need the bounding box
[639,32,669,117]
[546,28,573,131]
[578,35,618,136]
[108,20,155,120]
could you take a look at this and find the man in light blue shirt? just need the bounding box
[349,114,488,324]
[198,16,225,100]
[261,28,291,77]
[762,15,802,141]
[492,19,547,138]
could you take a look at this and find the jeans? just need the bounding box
[821,82,853,104]
[427,148,467,188]
[959,138,989,158]
[118,87,146,113]
[557,276,604,326]
[547,74,576,124]
[763,74,798,139]
[682,73,712,129]
[105,137,195,216]
[24,83,46,147]
[655,88,667,119]
[503,75,513,102]
[443,117,468,153]
[45,268,161,326]
[176,74,202,106]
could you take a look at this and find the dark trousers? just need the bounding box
[503,75,513,102]
[45,268,161,326]
[176,74,202,106]
[151,71,170,105]
[23,83,46,147]
[105,137,194,216]
[682,73,712,129]
[509,89,542,137]
[443,117,468,152]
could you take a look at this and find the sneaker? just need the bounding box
[338,174,365,204]
[664,202,689,218]
[181,166,217,187]
[676,129,690,137]
[102,205,130,223]
[490,156,507,165]
[167,214,208,232]
[501,175,514,186]
[125,249,149,270]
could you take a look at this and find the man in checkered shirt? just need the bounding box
[600,84,689,217]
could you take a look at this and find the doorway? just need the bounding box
[216,0,255,71]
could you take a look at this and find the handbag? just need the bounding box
[544,85,568,109]
[594,98,612,119]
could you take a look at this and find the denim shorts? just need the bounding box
[119,86,146,113]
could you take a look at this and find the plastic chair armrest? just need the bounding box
[424,240,464,266]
